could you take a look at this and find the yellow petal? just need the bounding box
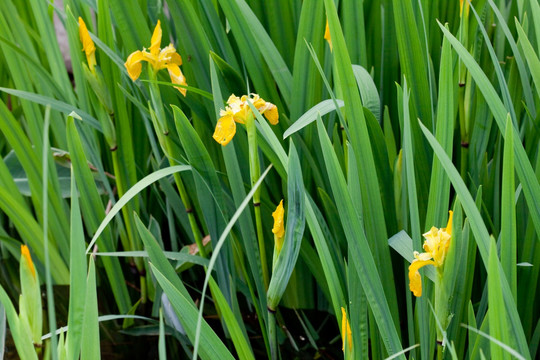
[168,51,183,66]
[167,64,187,96]
[20,245,35,278]
[261,103,279,125]
[78,17,96,71]
[157,44,178,69]
[213,114,236,146]
[272,200,285,242]
[251,94,266,108]
[422,226,440,254]
[234,104,249,124]
[226,94,241,105]
[150,20,162,57]
[141,50,159,70]
[324,20,332,51]
[408,255,436,297]
[125,50,145,81]
[341,307,352,352]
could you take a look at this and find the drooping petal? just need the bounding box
[125,51,145,81]
[168,51,183,66]
[324,20,332,51]
[213,114,236,146]
[149,20,162,57]
[167,64,187,96]
[261,103,279,125]
[408,254,436,297]
[78,17,96,72]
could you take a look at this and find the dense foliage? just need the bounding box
[0,0,539,359]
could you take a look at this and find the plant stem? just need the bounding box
[246,111,269,288]
[147,72,206,258]
[268,309,278,360]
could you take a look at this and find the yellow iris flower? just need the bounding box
[409,211,453,297]
[124,20,187,96]
[272,200,285,253]
[341,307,352,352]
[78,17,96,73]
[324,20,332,51]
[212,94,279,146]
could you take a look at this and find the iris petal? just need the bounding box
[167,64,187,96]
[213,114,236,146]
[125,51,145,81]
[408,256,436,297]
[262,104,279,125]
[150,20,162,57]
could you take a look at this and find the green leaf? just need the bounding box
[324,0,400,330]
[419,121,530,358]
[500,116,517,299]
[67,117,131,314]
[66,172,87,360]
[0,88,101,131]
[352,65,380,121]
[86,165,191,253]
[316,114,403,357]
[438,21,540,242]
[388,231,436,282]
[290,0,324,121]
[135,215,243,360]
[488,239,510,360]
[0,285,37,360]
[425,33,455,229]
[392,0,433,128]
[267,143,306,309]
[81,257,100,360]
[283,99,344,139]
[192,166,272,360]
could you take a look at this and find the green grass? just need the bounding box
[0,0,539,359]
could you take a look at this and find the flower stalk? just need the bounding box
[409,211,453,350]
[245,110,270,288]
[212,94,279,288]
[146,70,206,259]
